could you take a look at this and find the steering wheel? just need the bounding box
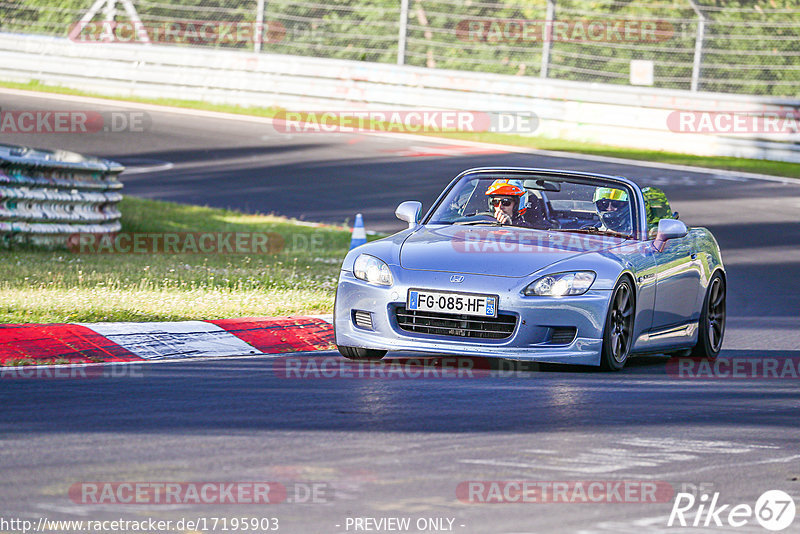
[541,195,561,228]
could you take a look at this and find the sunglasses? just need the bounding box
[596,198,627,210]
[490,198,515,207]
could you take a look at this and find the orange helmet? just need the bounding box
[485,179,528,214]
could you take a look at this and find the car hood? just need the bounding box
[399,225,628,277]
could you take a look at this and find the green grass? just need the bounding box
[0,79,283,118]
[3,79,800,179]
[0,197,357,323]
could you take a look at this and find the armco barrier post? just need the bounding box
[0,145,124,247]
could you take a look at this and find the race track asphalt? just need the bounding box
[1,90,799,533]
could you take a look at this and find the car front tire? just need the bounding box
[600,277,635,371]
[691,272,726,360]
[337,345,387,361]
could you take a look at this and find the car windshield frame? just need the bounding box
[422,168,644,240]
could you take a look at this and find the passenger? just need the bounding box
[593,187,632,235]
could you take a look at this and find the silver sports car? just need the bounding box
[334,167,726,370]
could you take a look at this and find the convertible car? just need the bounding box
[334,167,726,370]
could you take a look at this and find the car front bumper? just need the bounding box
[334,268,613,366]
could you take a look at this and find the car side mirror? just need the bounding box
[653,219,688,252]
[395,201,422,229]
[673,211,680,220]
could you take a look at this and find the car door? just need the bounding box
[651,230,702,329]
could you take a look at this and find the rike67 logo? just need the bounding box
[668,490,795,531]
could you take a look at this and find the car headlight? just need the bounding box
[523,271,596,296]
[353,254,393,286]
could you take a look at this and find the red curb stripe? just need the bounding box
[208,317,334,354]
[0,324,143,365]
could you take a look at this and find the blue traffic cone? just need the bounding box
[349,213,367,249]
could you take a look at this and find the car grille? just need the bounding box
[352,310,374,330]
[549,327,577,345]
[395,307,516,339]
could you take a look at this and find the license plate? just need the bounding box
[407,289,498,318]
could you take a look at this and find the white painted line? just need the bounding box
[2,87,797,186]
[633,453,800,480]
[121,162,174,175]
[618,436,780,453]
[458,459,543,470]
[79,321,261,360]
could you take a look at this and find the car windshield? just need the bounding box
[427,173,635,238]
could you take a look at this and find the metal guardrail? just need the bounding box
[0,32,798,164]
[0,143,123,247]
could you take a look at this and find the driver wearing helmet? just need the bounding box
[593,187,632,235]
[485,179,531,226]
